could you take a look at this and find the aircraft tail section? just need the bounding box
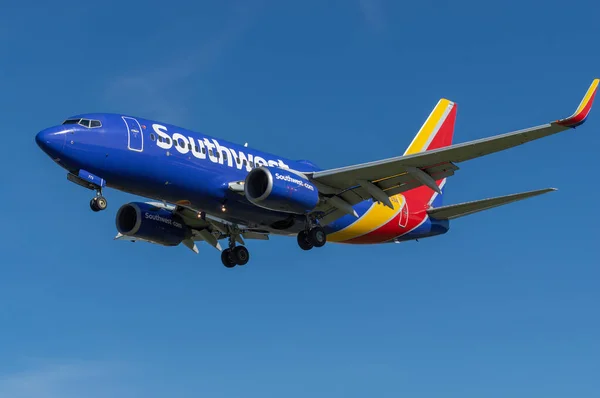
[404,98,457,155]
[426,188,556,220]
[403,98,457,208]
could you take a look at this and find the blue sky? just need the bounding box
[1,0,599,396]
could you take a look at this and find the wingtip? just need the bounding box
[556,78,599,127]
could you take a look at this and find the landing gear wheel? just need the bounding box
[297,230,314,251]
[232,246,249,266]
[90,198,100,212]
[309,226,326,247]
[90,196,107,212]
[221,249,236,268]
[95,196,107,211]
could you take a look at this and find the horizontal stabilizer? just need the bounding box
[427,188,557,220]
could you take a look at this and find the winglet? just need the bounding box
[556,79,599,128]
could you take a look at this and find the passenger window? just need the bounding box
[209,149,213,156]
[243,160,247,166]
[150,133,156,141]
[216,152,220,159]
[90,120,102,128]
[166,137,171,145]
[179,139,184,147]
[202,147,206,154]
[188,143,192,150]
[236,158,240,164]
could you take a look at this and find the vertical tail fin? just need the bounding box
[404,98,457,155]
[404,99,457,207]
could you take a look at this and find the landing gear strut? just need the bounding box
[90,191,107,212]
[297,224,327,251]
[221,230,250,268]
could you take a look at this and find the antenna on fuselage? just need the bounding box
[244,142,248,147]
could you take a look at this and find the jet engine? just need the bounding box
[115,202,189,246]
[244,166,320,214]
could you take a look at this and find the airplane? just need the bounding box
[35,79,598,268]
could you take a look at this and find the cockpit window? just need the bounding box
[62,119,81,125]
[61,118,102,128]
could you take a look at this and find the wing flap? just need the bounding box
[427,188,557,220]
[242,231,270,240]
[375,162,458,191]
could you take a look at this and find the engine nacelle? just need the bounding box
[115,202,189,246]
[244,166,320,214]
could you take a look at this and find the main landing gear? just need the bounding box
[90,191,108,212]
[221,246,250,268]
[221,232,250,268]
[297,225,327,251]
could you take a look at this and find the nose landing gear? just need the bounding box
[66,171,108,212]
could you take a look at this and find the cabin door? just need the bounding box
[122,116,144,152]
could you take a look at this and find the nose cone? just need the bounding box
[36,127,67,158]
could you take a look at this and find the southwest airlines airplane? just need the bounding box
[35,79,598,268]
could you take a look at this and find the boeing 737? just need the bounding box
[35,79,598,267]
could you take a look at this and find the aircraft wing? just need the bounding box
[307,79,598,224]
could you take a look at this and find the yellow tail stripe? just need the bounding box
[403,98,452,155]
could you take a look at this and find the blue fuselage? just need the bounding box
[36,113,321,233]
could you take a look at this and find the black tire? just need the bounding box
[221,249,236,268]
[297,230,313,251]
[96,196,108,210]
[232,246,249,265]
[90,198,99,212]
[309,226,327,248]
